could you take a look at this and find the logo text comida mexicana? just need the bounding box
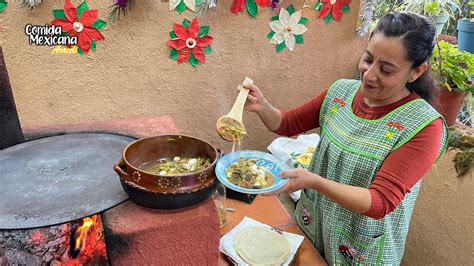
[25,24,77,46]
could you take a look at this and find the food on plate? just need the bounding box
[226,158,274,189]
[234,226,291,265]
[139,157,211,175]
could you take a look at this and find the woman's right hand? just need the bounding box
[241,83,267,113]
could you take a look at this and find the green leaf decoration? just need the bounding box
[189,53,199,67]
[314,1,323,11]
[170,31,178,39]
[198,26,209,37]
[246,0,258,17]
[92,19,107,31]
[295,34,304,44]
[299,17,309,24]
[324,12,333,23]
[342,5,350,13]
[266,31,275,39]
[78,48,84,55]
[182,18,191,28]
[204,46,212,55]
[77,2,89,20]
[287,4,295,15]
[276,42,286,52]
[177,1,187,14]
[91,41,96,51]
[53,9,66,19]
[170,49,178,60]
[271,15,279,21]
[0,0,6,13]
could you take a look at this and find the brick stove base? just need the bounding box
[103,198,220,265]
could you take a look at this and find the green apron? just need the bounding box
[294,79,448,265]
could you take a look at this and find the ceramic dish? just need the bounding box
[215,150,289,194]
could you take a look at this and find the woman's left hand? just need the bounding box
[262,168,319,196]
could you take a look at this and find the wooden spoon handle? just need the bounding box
[228,85,250,123]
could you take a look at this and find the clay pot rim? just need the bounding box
[121,134,219,177]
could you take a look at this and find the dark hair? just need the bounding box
[371,12,438,104]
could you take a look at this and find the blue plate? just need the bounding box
[215,150,289,194]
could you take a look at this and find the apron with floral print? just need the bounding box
[294,79,448,265]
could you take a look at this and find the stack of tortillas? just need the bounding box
[234,226,291,265]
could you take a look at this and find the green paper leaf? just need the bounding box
[287,4,295,15]
[189,53,199,67]
[246,0,258,18]
[53,9,66,19]
[204,46,212,55]
[276,42,286,52]
[182,18,191,28]
[295,34,304,43]
[92,19,107,31]
[77,2,89,20]
[177,1,187,14]
[170,49,178,60]
[324,12,333,23]
[314,1,323,11]
[342,5,350,13]
[78,48,84,55]
[170,31,178,39]
[91,41,96,51]
[266,31,275,39]
[271,15,279,21]
[299,17,309,24]
[198,26,209,37]
[0,2,6,13]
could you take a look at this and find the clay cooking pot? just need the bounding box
[114,134,219,209]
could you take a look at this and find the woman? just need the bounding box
[244,12,448,265]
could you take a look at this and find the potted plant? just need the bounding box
[397,0,460,35]
[430,40,474,125]
[457,1,473,53]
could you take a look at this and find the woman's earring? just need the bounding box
[408,77,414,82]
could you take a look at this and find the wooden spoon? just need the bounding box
[216,77,254,142]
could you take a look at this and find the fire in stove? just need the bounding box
[70,216,98,259]
[0,214,108,265]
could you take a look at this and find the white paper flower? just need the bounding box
[170,0,195,12]
[268,8,307,51]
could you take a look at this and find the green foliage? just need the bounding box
[430,41,474,92]
[396,0,459,17]
[442,0,471,35]
[448,129,474,178]
[470,1,474,21]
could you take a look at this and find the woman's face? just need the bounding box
[358,33,416,107]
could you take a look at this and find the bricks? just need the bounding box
[103,199,220,266]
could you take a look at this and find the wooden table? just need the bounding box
[219,195,327,265]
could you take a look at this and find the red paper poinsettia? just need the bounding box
[231,0,270,17]
[315,0,351,23]
[167,18,213,66]
[50,0,105,54]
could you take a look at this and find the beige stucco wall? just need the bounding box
[403,149,474,265]
[0,0,366,151]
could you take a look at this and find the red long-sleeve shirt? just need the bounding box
[274,88,442,219]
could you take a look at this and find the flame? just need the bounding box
[74,216,97,251]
